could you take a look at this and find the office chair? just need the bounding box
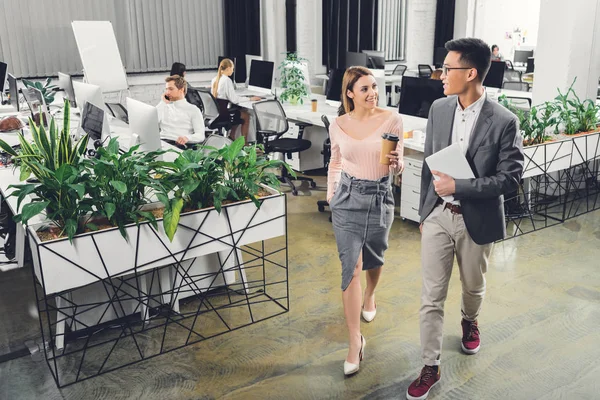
[195,88,243,136]
[504,96,532,111]
[503,69,522,83]
[105,102,128,124]
[202,134,233,156]
[317,115,332,215]
[503,82,529,92]
[392,65,407,76]
[504,60,514,70]
[418,64,433,78]
[252,100,314,196]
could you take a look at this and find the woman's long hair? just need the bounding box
[341,66,375,114]
[212,58,234,98]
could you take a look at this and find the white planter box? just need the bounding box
[28,186,286,295]
[523,139,573,178]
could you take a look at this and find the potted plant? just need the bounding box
[0,100,92,241]
[23,77,57,106]
[499,95,557,146]
[278,52,309,105]
[553,77,600,136]
[156,137,294,241]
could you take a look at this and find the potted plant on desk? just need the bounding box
[278,52,309,105]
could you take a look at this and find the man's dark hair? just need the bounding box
[491,44,499,52]
[445,38,492,82]
[170,62,186,77]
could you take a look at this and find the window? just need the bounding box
[0,0,225,78]
[376,0,407,61]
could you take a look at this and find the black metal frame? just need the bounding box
[29,194,289,388]
[503,133,600,239]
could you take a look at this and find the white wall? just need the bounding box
[472,0,541,59]
[403,0,437,68]
[296,0,327,84]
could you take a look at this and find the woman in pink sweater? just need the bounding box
[327,66,403,376]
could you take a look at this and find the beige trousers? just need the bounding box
[420,204,493,366]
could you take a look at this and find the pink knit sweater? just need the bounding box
[327,112,404,201]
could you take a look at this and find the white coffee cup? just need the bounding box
[413,130,425,143]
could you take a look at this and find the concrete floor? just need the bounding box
[1,175,600,400]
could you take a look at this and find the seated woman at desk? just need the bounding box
[211,58,261,144]
[156,75,205,147]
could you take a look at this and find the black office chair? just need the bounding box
[418,64,433,78]
[105,102,128,124]
[252,100,314,196]
[504,60,515,70]
[392,65,407,76]
[195,88,242,136]
[504,96,532,110]
[317,115,332,214]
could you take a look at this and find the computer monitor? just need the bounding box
[0,62,7,92]
[433,47,448,68]
[22,87,50,127]
[483,61,505,89]
[126,97,162,154]
[7,73,19,112]
[398,76,445,118]
[58,72,77,108]
[345,51,368,68]
[245,54,263,84]
[218,56,236,84]
[514,50,534,65]
[248,60,275,94]
[325,69,345,103]
[526,57,535,74]
[363,50,385,69]
[72,81,104,113]
[80,102,107,143]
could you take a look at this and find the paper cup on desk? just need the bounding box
[311,99,318,112]
[380,133,400,165]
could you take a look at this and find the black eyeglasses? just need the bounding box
[442,65,473,75]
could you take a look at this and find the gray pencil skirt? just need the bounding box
[330,171,395,291]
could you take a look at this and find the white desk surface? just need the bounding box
[315,74,403,85]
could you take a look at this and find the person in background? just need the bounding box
[405,38,523,400]
[156,75,205,147]
[491,45,503,61]
[327,66,403,377]
[170,62,186,77]
[430,69,443,80]
[211,58,260,144]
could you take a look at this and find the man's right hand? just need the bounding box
[162,93,171,103]
[419,223,423,234]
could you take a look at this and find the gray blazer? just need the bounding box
[418,95,524,245]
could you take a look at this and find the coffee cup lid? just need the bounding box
[381,133,399,142]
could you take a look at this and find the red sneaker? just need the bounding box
[406,365,440,400]
[461,318,481,354]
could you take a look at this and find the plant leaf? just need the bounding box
[68,183,86,199]
[110,180,127,193]
[163,198,184,241]
[20,201,50,224]
[105,202,116,219]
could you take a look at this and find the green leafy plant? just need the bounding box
[554,77,600,135]
[0,100,88,181]
[278,52,309,105]
[83,138,167,240]
[23,77,57,106]
[499,95,557,145]
[0,100,92,241]
[8,163,94,241]
[154,148,228,241]
[156,137,296,241]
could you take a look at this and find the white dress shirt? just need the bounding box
[211,76,243,105]
[446,90,486,204]
[156,98,205,143]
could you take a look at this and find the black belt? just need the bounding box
[436,197,462,214]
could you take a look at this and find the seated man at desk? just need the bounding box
[156,75,205,146]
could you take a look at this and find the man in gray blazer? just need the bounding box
[406,38,524,400]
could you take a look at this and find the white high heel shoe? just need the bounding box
[361,303,377,323]
[344,335,365,376]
